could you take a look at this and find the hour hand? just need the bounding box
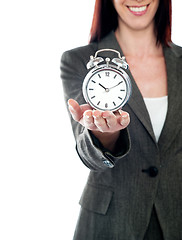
[99,83,109,92]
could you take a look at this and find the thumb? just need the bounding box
[68,99,83,122]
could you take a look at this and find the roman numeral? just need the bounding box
[105,72,110,77]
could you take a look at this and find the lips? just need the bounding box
[127,4,150,16]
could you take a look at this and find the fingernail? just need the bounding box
[85,114,90,119]
[68,104,75,112]
[118,109,123,115]
[93,114,100,119]
[120,119,127,126]
[92,110,98,119]
[102,113,107,118]
[122,114,128,119]
[83,112,89,119]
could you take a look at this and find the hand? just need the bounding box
[68,99,130,133]
[68,99,130,151]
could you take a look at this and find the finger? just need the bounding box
[80,104,93,112]
[68,99,82,122]
[93,110,109,132]
[118,110,130,127]
[83,110,96,130]
[102,111,117,129]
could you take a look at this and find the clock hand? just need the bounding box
[99,83,109,92]
[109,81,123,90]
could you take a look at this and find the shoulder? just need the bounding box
[61,31,117,65]
[61,42,97,65]
[60,42,98,80]
[169,42,182,58]
[60,42,98,77]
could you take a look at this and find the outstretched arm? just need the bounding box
[68,99,130,152]
[61,48,131,171]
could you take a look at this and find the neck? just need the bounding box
[115,24,162,58]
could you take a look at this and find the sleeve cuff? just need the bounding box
[89,128,130,158]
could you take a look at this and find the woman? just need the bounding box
[61,0,182,239]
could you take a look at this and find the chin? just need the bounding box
[128,18,154,32]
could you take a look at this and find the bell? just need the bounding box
[87,56,104,69]
[112,57,129,70]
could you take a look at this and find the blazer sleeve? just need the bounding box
[60,46,131,171]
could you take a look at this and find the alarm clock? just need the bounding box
[82,49,132,111]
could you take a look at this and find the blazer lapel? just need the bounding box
[97,32,182,150]
[97,32,156,142]
[158,46,182,152]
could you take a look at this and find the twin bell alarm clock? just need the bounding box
[82,49,132,112]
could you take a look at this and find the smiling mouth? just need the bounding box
[127,4,150,14]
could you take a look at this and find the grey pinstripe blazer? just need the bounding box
[60,31,182,240]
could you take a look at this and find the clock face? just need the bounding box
[83,66,131,111]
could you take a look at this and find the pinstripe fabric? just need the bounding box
[60,31,182,240]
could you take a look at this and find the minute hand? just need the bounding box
[109,81,123,90]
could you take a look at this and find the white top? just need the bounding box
[144,96,168,142]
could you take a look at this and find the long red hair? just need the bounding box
[89,0,172,46]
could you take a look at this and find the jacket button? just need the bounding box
[103,160,114,168]
[142,166,158,177]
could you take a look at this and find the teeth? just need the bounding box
[129,6,147,12]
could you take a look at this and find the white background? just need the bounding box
[0,1,181,239]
